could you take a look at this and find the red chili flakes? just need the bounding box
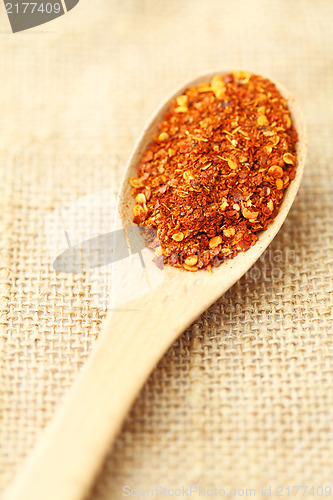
[130,71,298,271]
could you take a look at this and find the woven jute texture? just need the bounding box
[1,1,333,498]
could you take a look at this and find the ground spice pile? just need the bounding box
[130,71,298,272]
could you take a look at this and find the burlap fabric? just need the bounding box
[1,1,333,498]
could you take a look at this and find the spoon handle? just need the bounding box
[4,287,186,500]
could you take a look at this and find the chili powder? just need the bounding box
[130,71,298,272]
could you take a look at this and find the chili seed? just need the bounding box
[183,264,198,272]
[232,70,252,83]
[184,255,198,267]
[242,207,259,219]
[130,176,146,188]
[267,199,274,212]
[183,170,194,181]
[133,204,145,217]
[209,236,222,249]
[176,95,188,107]
[135,193,146,204]
[221,199,229,211]
[276,178,284,190]
[172,232,184,242]
[283,152,294,164]
[271,136,280,147]
[154,246,163,256]
[223,227,236,237]
[211,75,226,99]
[284,114,292,128]
[175,105,188,113]
[228,159,238,170]
[158,132,169,142]
[257,115,269,126]
[268,165,284,178]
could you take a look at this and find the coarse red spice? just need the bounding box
[130,71,298,272]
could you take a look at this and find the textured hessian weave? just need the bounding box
[1,1,333,498]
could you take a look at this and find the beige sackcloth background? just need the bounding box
[1,0,333,498]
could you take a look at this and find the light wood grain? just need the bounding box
[3,72,307,500]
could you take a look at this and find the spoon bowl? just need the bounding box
[117,71,307,309]
[4,72,307,500]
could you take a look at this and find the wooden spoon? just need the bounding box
[4,72,307,500]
